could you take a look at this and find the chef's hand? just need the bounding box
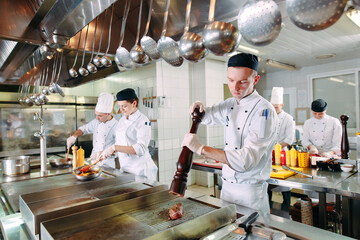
[320,151,334,158]
[182,133,204,155]
[308,145,319,155]
[100,145,116,159]
[66,136,77,149]
[89,151,101,161]
[189,101,204,115]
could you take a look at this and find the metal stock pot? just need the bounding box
[1,156,30,176]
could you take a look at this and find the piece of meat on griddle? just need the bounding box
[169,203,183,220]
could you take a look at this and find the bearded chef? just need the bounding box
[268,87,295,210]
[100,88,158,180]
[182,53,277,213]
[66,92,118,168]
[302,99,341,158]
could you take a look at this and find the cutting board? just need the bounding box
[270,165,304,179]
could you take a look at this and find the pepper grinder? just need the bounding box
[169,108,205,197]
[340,115,349,159]
[72,145,78,170]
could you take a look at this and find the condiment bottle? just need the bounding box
[281,149,286,166]
[77,146,85,167]
[274,142,281,165]
[72,145,78,170]
[286,147,291,166]
[290,147,297,167]
[298,146,309,168]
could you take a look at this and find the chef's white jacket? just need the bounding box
[302,114,342,154]
[201,90,277,213]
[79,118,117,167]
[115,110,157,180]
[275,111,295,145]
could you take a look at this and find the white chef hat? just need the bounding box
[270,87,283,104]
[95,92,114,113]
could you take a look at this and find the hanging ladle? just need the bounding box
[93,9,107,67]
[51,50,65,97]
[157,0,183,67]
[115,0,135,69]
[101,4,114,67]
[42,60,50,95]
[179,0,208,62]
[18,83,25,105]
[140,0,160,60]
[87,17,99,73]
[203,0,241,56]
[69,30,83,78]
[79,24,90,76]
[130,0,148,64]
[48,53,59,94]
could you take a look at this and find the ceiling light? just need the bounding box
[329,77,343,83]
[266,59,296,71]
[314,53,336,59]
[346,6,360,28]
[237,45,260,55]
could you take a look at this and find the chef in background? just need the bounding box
[182,53,277,213]
[100,88,158,180]
[268,87,295,210]
[66,92,117,168]
[302,99,341,158]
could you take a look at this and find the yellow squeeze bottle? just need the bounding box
[290,147,297,167]
[77,146,85,167]
[274,142,281,165]
[286,149,291,166]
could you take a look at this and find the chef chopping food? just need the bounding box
[182,53,278,213]
[100,88,158,180]
[302,99,342,158]
[66,92,118,168]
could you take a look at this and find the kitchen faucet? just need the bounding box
[34,109,47,176]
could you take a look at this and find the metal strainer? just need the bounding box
[237,0,282,46]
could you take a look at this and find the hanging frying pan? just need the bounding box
[286,0,348,31]
[237,0,282,46]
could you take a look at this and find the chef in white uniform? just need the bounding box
[66,92,118,168]
[182,53,277,213]
[268,87,295,210]
[100,88,158,180]
[302,99,341,158]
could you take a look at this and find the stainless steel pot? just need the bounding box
[1,156,30,176]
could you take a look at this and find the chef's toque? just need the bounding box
[311,99,327,112]
[95,92,114,113]
[270,87,283,104]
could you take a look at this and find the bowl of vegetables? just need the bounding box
[73,165,102,181]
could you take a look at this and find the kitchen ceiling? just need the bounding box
[1,0,360,86]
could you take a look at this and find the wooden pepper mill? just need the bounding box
[72,145,78,170]
[169,108,205,197]
[340,115,349,159]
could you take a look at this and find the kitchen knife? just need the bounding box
[282,165,313,178]
[222,212,260,240]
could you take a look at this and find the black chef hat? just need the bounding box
[116,88,137,101]
[227,53,259,72]
[311,99,327,112]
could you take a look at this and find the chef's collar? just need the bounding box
[126,109,140,121]
[236,89,259,104]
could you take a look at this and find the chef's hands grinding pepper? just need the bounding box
[189,101,204,114]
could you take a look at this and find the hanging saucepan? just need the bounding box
[179,0,208,62]
[69,30,83,78]
[140,0,160,60]
[51,50,65,97]
[130,0,149,64]
[115,0,135,69]
[157,0,183,67]
[203,0,241,56]
[87,17,99,74]
[93,10,107,68]
[237,0,281,46]
[286,0,348,31]
[101,4,114,67]
[79,24,90,76]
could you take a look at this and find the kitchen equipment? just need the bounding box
[282,165,313,178]
[340,163,354,172]
[42,60,51,95]
[51,51,65,97]
[94,10,107,68]
[140,0,160,60]
[101,4,114,67]
[170,108,204,196]
[69,30,82,78]
[48,54,59,94]
[37,63,49,104]
[157,0,184,67]
[115,0,135,69]
[340,114,350,159]
[1,155,30,176]
[316,158,341,171]
[49,158,71,168]
[87,17,99,74]
[297,147,309,168]
[78,24,90,76]
[286,0,347,31]
[73,165,102,181]
[237,0,282,46]
[66,146,70,162]
[179,0,207,62]
[77,157,104,173]
[271,165,303,179]
[203,0,241,56]
[130,0,148,64]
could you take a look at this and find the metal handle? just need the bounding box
[282,165,313,178]
[238,212,259,232]
[119,0,131,47]
[208,0,216,23]
[183,0,192,33]
[134,0,144,44]
[143,0,153,36]
[161,0,170,38]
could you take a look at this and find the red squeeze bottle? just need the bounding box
[281,149,286,165]
[272,149,275,165]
